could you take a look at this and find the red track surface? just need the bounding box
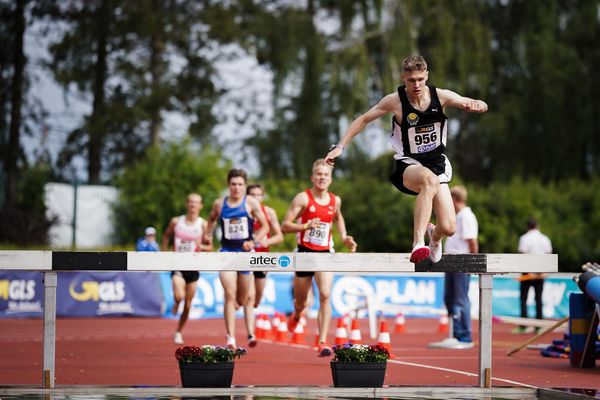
[0,317,597,389]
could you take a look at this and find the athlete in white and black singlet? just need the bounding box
[162,193,211,344]
[325,55,487,265]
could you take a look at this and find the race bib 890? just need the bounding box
[303,222,331,247]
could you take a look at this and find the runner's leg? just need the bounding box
[220,271,238,347]
[314,271,333,344]
[403,164,442,247]
[176,280,198,333]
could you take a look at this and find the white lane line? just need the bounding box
[388,359,537,388]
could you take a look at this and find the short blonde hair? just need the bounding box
[450,185,468,202]
[187,193,202,203]
[312,158,333,174]
[402,56,428,72]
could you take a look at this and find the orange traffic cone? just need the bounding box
[272,312,282,336]
[394,313,406,333]
[262,314,273,340]
[334,318,349,345]
[291,321,307,345]
[376,320,394,358]
[349,319,362,344]
[255,314,265,339]
[276,316,289,343]
[299,315,307,327]
[438,314,449,334]
[343,313,352,330]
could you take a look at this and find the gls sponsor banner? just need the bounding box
[57,272,162,316]
[0,272,44,318]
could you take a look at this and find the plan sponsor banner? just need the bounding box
[57,272,162,316]
[160,272,448,319]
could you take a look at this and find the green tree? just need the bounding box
[112,141,230,245]
[46,0,219,184]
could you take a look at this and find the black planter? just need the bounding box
[330,361,386,387]
[178,362,234,388]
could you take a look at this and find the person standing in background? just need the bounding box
[444,185,478,347]
[517,217,552,332]
[136,227,159,252]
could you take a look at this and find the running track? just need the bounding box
[1,317,597,389]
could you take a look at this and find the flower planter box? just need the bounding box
[330,361,386,387]
[179,361,234,388]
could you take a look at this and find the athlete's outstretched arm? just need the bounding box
[438,88,488,113]
[325,93,397,165]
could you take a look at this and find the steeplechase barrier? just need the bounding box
[0,250,558,389]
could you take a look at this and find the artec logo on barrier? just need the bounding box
[278,255,291,268]
[248,255,293,269]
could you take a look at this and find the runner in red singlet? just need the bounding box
[246,183,284,308]
[281,159,357,357]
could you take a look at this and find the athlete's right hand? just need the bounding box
[304,218,320,230]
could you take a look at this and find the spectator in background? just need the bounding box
[517,217,552,333]
[136,227,160,252]
[444,185,478,347]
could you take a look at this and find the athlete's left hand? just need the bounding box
[343,235,357,253]
[463,100,488,113]
[243,240,255,251]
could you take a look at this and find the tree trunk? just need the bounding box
[87,0,109,184]
[149,31,163,148]
[5,0,26,210]
[148,0,164,148]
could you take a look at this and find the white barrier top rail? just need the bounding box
[0,250,558,273]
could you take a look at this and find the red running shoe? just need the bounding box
[248,335,257,348]
[287,312,300,333]
[318,343,332,357]
[410,244,430,263]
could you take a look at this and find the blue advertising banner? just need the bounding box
[0,271,44,318]
[58,272,163,317]
[483,275,580,319]
[0,271,580,319]
[160,272,447,319]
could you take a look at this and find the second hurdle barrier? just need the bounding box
[0,250,558,389]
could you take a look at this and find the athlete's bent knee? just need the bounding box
[437,219,456,237]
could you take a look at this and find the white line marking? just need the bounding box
[261,339,538,388]
[388,359,537,388]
